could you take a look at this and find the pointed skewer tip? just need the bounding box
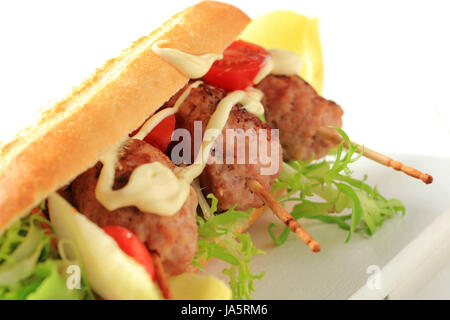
[421,174,433,184]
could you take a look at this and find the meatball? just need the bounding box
[256,75,344,161]
[166,82,282,211]
[71,139,198,276]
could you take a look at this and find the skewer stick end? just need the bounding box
[421,174,433,184]
[390,160,434,184]
[150,250,172,300]
[248,179,321,252]
[309,241,321,253]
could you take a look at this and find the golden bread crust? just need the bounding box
[0,1,250,234]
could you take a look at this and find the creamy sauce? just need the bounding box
[95,81,202,216]
[152,40,223,79]
[95,81,262,216]
[95,42,270,216]
[134,81,202,140]
[269,49,303,75]
[253,49,303,84]
[176,90,264,182]
[253,56,274,84]
[95,139,191,216]
[244,87,264,102]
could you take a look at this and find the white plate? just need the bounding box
[202,154,450,299]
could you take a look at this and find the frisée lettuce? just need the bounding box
[270,128,405,245]
[0,203,94,300]
[193,194,265,300]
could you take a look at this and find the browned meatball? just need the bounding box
[71,139,198,276]
[166,82,282,211]
[256,75,344,161]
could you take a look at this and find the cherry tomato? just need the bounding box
[130,114,175,153]
[203,40,271,91]
[102,225,155,281]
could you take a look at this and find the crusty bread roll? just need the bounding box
[0,1,250,234]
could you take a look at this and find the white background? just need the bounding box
[0,0,449,299]
[0,0,449,156]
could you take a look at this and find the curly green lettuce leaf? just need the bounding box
[193,194,265,300]
[270,127,405,244]
[0,204,94,300]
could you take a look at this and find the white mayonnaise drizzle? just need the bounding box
[244,87,264,103]
[152,40,223,79]
[134,81,202,140]
[95,139,190,216]
[96,80,263,216]
[176,90,264,183]
[95,81,202,216]
[253,48,303,84]
[95,42,267,216]
[253,56,274,84]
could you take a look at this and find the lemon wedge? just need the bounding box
[48,193,231,300]
[240,10,324,93]
[169,273,232,300]
[48,193,163,300]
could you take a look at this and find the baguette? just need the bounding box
[0,1,250,234]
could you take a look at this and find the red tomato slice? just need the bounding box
[130,114,175,153]
[143,114,175,153]
[203,40,271,91]
[102,225,156,281]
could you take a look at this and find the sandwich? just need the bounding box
[0,1,432,300]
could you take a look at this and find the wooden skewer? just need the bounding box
[150,250,172,300]
[248,179,321,252]
[317,127,433,184]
